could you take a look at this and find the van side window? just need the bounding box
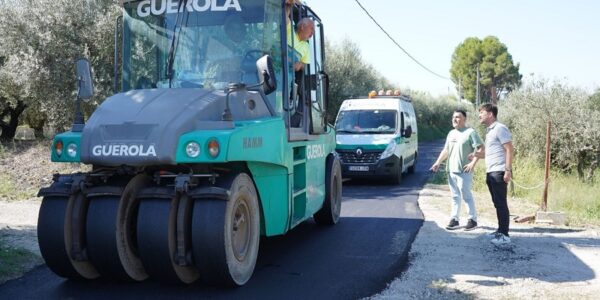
[400,112,405,131]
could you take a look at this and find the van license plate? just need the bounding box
[349,166,369,171]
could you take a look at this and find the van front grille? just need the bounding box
[338,150,382,164]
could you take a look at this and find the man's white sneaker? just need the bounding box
[486,231,500,238]
[491,233,511,245]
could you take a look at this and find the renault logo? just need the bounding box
[355,148,363,156]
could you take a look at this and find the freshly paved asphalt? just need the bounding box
[0,141,444,300]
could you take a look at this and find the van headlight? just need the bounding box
[380,141,396,160]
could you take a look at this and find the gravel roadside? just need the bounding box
[371,184,600,300]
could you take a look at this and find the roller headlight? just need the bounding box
[186,142,201,158]
[379,141,397,160]
[66,143,78,158]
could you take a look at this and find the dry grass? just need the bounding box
[468,159,600,228]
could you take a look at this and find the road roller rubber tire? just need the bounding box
[314,156,342,225]
[191,173,260,286]
[86,196,132,280]
[38,195,99,279]
[137,197,198,284]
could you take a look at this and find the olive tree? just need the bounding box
[0,0,119,139]
[325,38,391,123]
[590,88,600,111]
[501,79,600,183]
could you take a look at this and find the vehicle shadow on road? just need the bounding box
[0,225,40,255]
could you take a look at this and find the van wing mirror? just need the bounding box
[76,58,94,101]
[256,55,276,95]
[403,125,413,138]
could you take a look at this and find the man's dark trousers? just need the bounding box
[486,171,509,236]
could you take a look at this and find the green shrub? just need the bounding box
[427,168,448,185]
[0,174,16,198]
[501,79,600,183]
[412,93,475,142]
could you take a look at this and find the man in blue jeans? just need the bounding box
[470,104,514,245]
[431,110,483,231]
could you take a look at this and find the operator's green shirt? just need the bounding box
[444,127,483,173]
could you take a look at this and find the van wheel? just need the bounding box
[408,152,417,174]
[392,159,403,184]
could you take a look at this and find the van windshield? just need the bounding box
[335,110,397,134]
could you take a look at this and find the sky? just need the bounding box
[307,0,600,97]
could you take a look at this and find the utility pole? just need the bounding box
[476,65,480,107]
[541,121,551,211]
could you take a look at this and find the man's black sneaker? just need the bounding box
[445,219,459,230]
[464,219,478,231]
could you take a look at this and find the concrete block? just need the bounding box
[535,211,566,226]
[14,126,35,140]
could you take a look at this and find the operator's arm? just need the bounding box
[285,0,300,24]
[430,147,449,172]
[293,62,303,71]
[503,141,514,183]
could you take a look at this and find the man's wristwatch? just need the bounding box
[505,169,512,172]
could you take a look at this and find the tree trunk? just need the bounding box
[491,85,497,105]
[576,151,585,181]
[0,100,27,141]
[586,157,598,183]
[32,124,45,139]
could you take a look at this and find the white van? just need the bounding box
[334,93,418,183]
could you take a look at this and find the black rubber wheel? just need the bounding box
[407,152,417,174]
[314,156,342,225]
[86,196,131,280]
[192,173,260,286]
[38,195,99,279]
[38,196,81,278]
[392,158,403,184]
[116,174,151,281]
[137,197,198,284]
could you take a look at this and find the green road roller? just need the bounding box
[37,0,340,286]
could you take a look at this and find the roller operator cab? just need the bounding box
[37,0,340,286]
[334,91,418,183]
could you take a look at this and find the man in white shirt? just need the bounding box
[470,104,514,245]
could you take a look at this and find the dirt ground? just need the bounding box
[370,184,600,300]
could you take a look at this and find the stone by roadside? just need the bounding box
[370,184,600,300]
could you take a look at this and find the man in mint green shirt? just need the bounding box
[430,110,484,231]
